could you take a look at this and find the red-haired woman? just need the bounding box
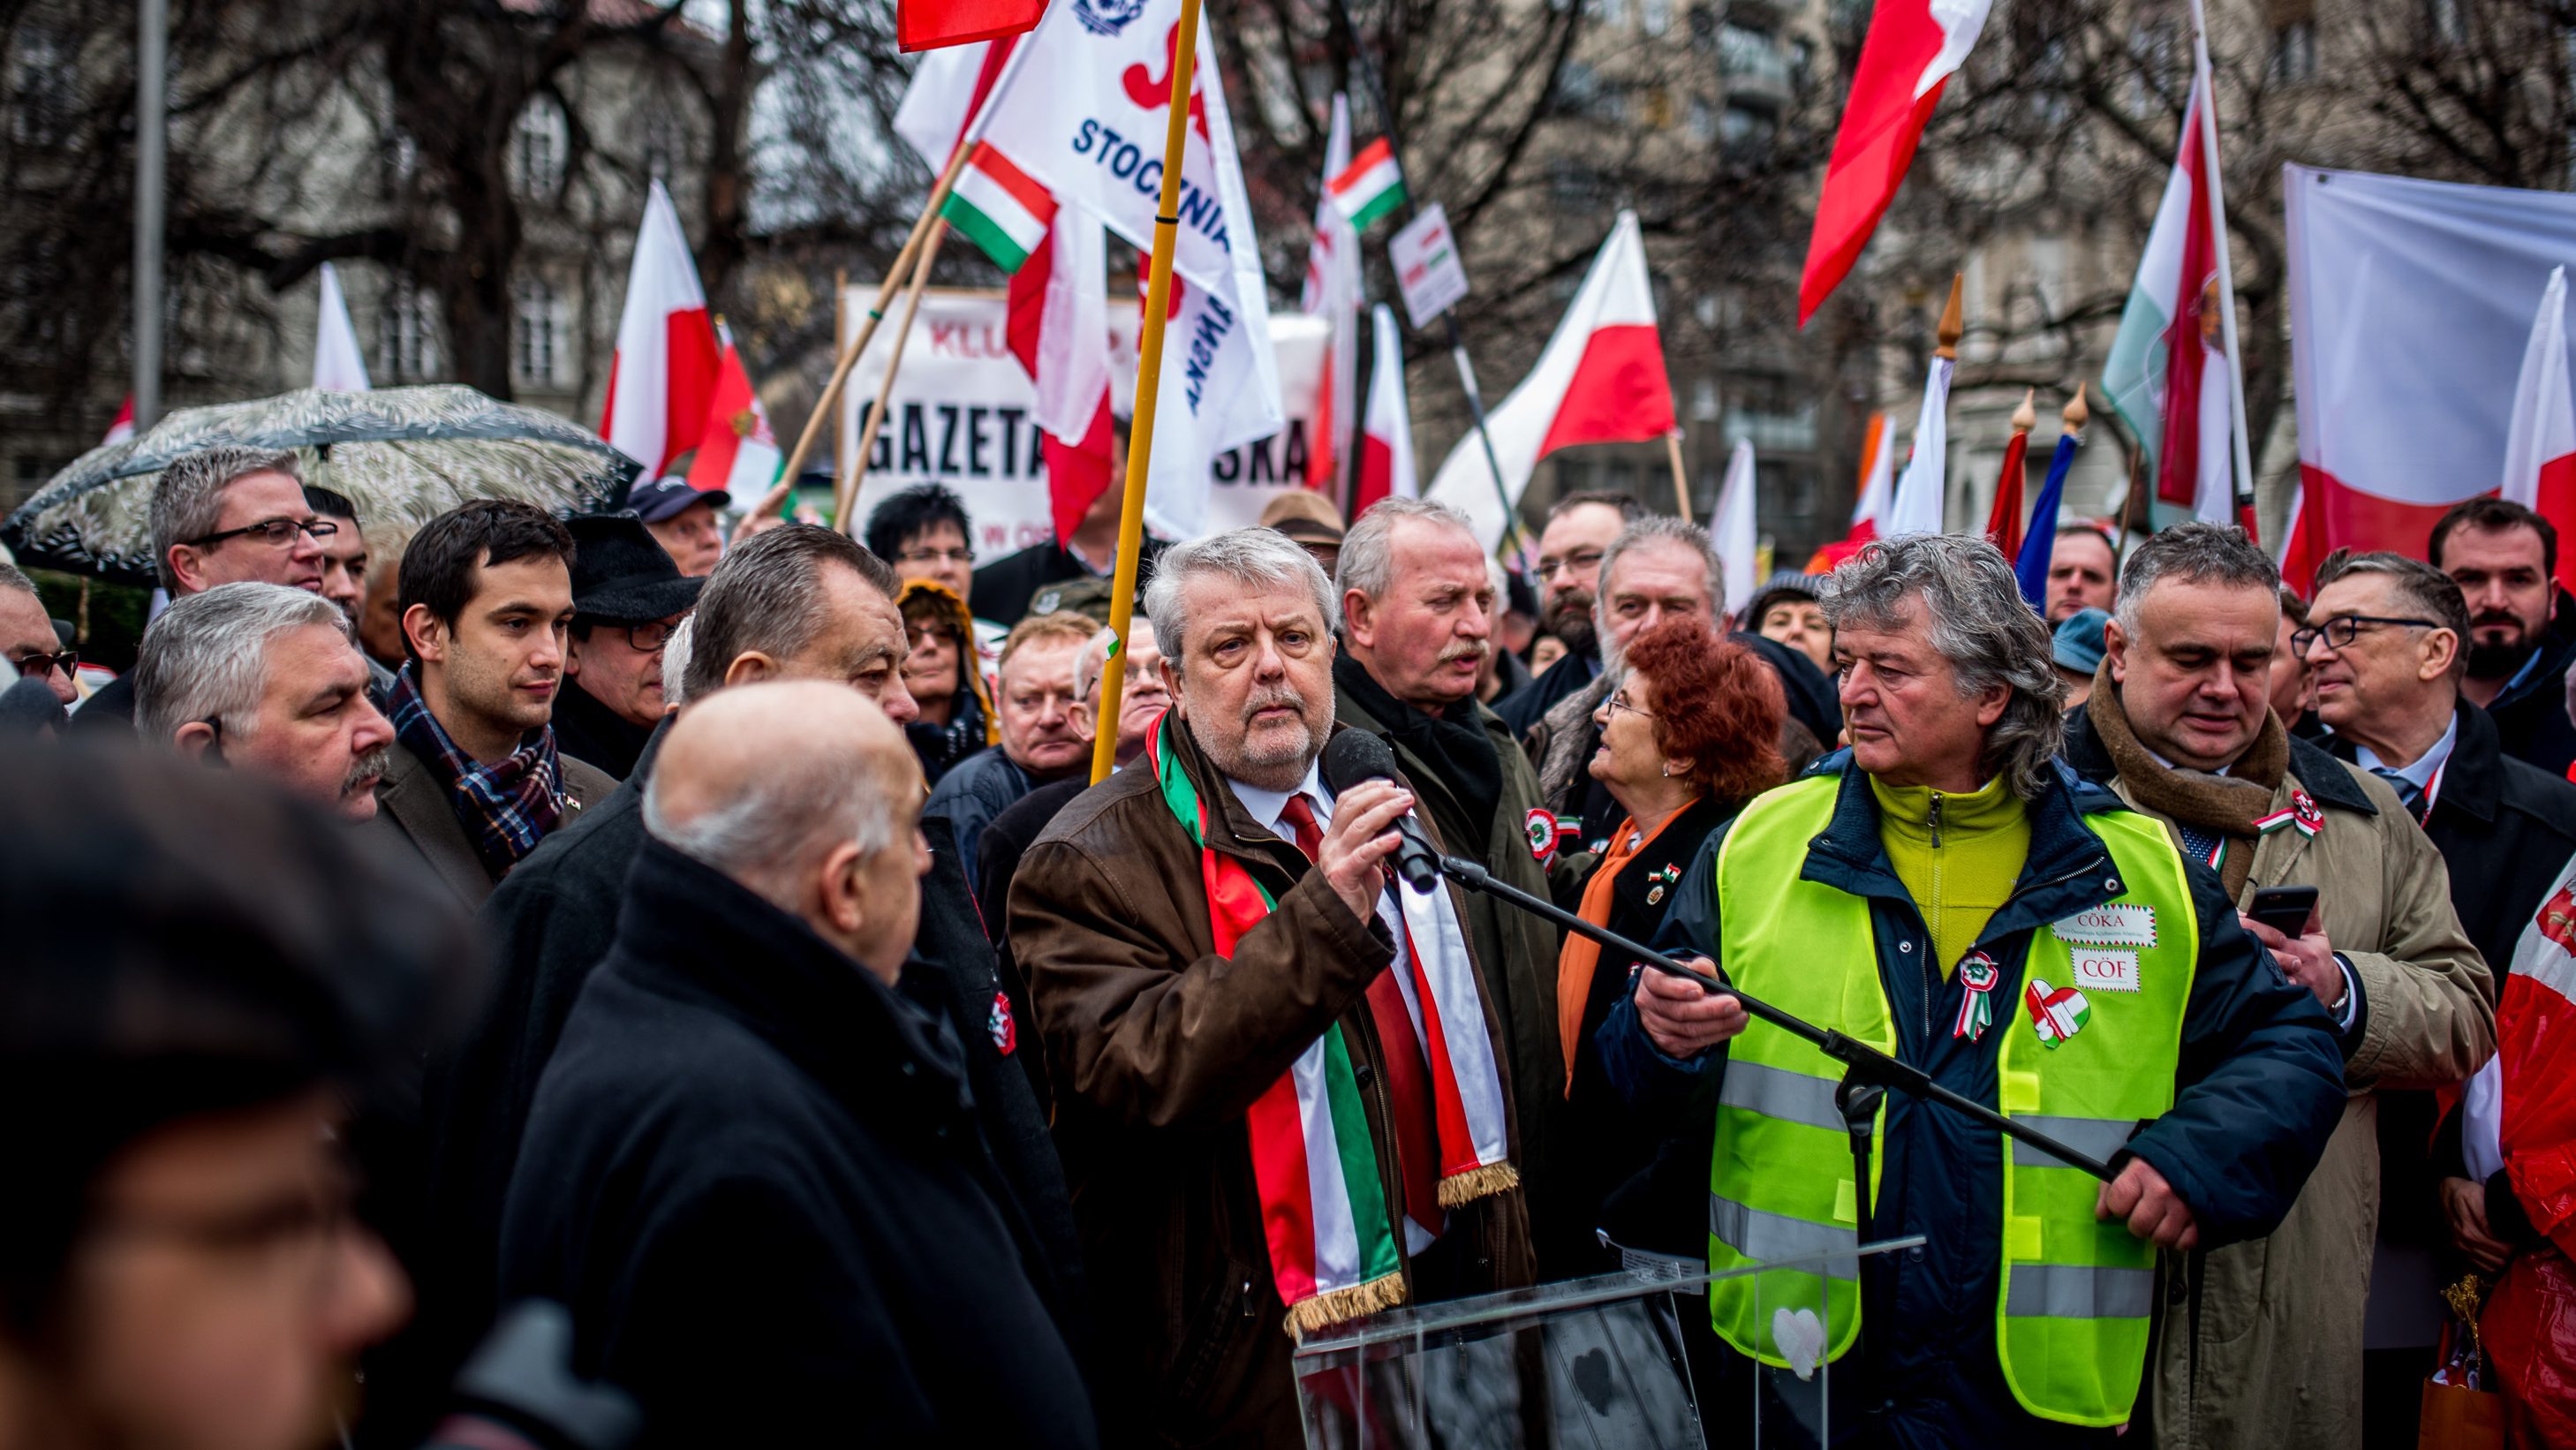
[1556,618,1790,1257]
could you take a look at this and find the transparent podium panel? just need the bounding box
[1291,1236,1923,1450]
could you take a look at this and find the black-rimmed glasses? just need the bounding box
[186,517,338,549]
[2291,615,2445,654]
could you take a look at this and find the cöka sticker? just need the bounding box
[2053,902,2157,949]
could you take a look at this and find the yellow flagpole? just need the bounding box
[836,220,953,535]
[1090,0,1204,784]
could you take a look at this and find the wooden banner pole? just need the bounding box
[1665,431,1693,524]
[835,220,952,534]
[1090,0,1204,784]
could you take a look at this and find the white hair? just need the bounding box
[661,615,696,708]
[1144,527,1339,661]
[132,583,351,744]
[1336,496,1479,603]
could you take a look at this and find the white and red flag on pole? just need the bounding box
[2284,164,2576,589]
[1356,304,1417,516]
[2502,267,2576,594]
[313,261,372,392]
[897,0,1041,53]
[894,36,1021,166]
[1713,439,1759,621]
[1015,208,1116,544]
[1303,93,1362,501]
[687,323,784,497]
[1797,0,1991,325]
[601,180,721,483]
[1426,211,1676,549]
[102,395,135,445]
[2102,70,2239,530]
[1885,351,1953,537]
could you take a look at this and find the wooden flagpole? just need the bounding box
[1090,0,1205,785]
[836,220,954,534]
[832,267,849,522]
[1936,272,1963,361]
[2186,0,2259,533]
[1665,431,1693,523]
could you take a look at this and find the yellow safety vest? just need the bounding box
[1703,774,2197,1427]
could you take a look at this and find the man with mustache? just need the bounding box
[2429,498,2576,775]
[1496,491,1637,736]
[132,581,398,822]
[372,501,615,910]
[1334,496,1582,1271]
[925,609,1099,890]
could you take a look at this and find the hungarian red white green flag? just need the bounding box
[942,142,1058,275]
[1326,138,1407,231]
[687,324,782,496]
[1302,94,1362,499]
[2102,71,2235,529]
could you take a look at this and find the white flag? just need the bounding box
[1356,304,1416,511]
[1713,440,1758,622]
[313,262,372,392]
[1886,355,1952,536]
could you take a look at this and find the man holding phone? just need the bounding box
[2062,524,2492,1450]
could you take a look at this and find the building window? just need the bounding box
[9,25,73,147]
[512,276,568,389]
[1555,62,1625,123]
[1690,377,1720,421]
[2424,0,2465,45]
[513,97,568,200]
[1718,102,1776,153]
[380,283,441,383]
[2269,19,2317,82]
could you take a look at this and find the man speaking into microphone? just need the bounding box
[1598,534,2346,1446]
[1010,526,1533,1447]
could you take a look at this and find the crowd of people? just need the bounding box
[5,441,2576,1450]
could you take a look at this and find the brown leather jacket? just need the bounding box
[1008,718,1534,1448]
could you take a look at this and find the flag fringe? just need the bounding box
[1284,1270,1409,1339]
[1438,1160,1521,1208]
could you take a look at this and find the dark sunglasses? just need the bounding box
[11,647,76,679]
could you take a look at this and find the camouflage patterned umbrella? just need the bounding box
[2,386,639,585]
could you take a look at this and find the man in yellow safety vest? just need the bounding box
[1595,533,2346,1445]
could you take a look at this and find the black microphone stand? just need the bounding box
[1434,856,2123,1182]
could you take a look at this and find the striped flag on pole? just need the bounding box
[2102,70,2235,528]
[1355,304,1416,514]
[2502,267,2576,594]
[1327,139,1407,231]
[942,142,1058,274]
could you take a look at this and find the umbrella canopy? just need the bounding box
[2,386,639,584]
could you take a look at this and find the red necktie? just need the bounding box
[1279,795,1444,1235]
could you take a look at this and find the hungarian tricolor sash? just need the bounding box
[1148,716,1517,1334]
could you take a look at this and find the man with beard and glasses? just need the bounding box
[1495,491,1638,736]
[2430,497,2576,776]
[373,502,616,910]
[1332,497,1584,1272]
[133,583,397,822]
[1009,526,1533,1444]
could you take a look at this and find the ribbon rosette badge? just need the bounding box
[2023,978,2090,1048]
[1953,952,1999,1041]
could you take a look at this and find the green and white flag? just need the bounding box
[942,141,1057,274]
[1327,138,1407,231]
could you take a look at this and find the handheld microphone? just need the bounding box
[1318,729,1442,894]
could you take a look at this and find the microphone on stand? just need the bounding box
[1318,729,1442,894]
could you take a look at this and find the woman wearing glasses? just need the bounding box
[1554,618,1790,1258]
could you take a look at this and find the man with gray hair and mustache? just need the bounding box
[132,580,397,821]
[1011,525,1534,1443]
[1599,532,2346,1444]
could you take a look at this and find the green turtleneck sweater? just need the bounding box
[1868,774,2032,978]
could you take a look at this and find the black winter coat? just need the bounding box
[498,838,1096,1448]
[2482,600,2576,778]
[1597,754,2346,1447]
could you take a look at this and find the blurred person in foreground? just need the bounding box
[925,609,1096,887]
[1555,618,1787,1256]
[897,578,995,787]
[0,748,469,1450]
[76,447,334,736]
[374,502,615,909]
[135,583,396,823]
[552,516,702,782]
[1600,533,2345,1445]
[499,683,1094,1448]
[2060,523,2491,1450]
[1011,527,1532,1445]
[2429,497,2576,775]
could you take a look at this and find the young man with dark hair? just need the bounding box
[374,500,615,908]
[2429,496,2575,774]
[970,416,1167,627]
[867,482,978,612]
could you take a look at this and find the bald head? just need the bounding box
[645,680,928,980]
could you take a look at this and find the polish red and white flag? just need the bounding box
[2502,267,2576,594]
[1426,211,1676,548]
[600,180,721,483]
[1798,0,1991,324]
[1355,304,1416,516]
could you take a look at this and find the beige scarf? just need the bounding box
[2085,663,2287,897]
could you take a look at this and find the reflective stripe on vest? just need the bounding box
[1703,774,2198,1429]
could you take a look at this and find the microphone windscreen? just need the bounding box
[1319,729,1401,797]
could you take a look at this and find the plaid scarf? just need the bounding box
[387,665,569,877]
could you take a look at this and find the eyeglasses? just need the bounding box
[1605,688,1656,722]
[1536,548,1605,581]
[186,516,338,550]
[623,618,684,652]
[2290,615,2446,655]
[897,546,976,568]
[10,647,76,679]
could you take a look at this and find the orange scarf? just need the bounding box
[1556,804,1693,1093]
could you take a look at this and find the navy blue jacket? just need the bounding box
[1598,754,2345,1446]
